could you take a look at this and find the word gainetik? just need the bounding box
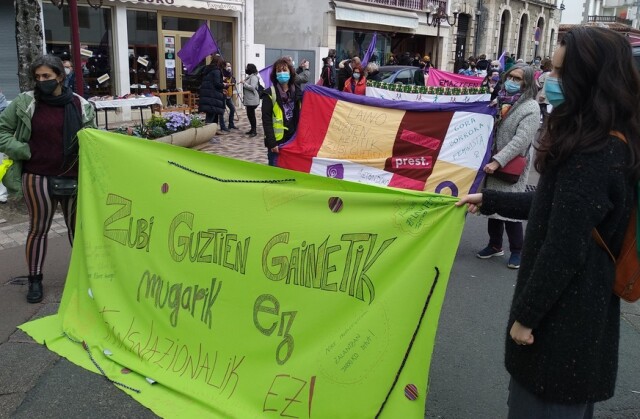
[262,232,396,304]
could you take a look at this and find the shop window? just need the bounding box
[62,6,90,28]
[161,16,206,32]
[43,3,113,98]
[128,10,159,94]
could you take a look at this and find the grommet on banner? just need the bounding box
[328,197,343,213]
[404,383,419,400]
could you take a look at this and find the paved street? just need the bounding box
[0,108,638,418]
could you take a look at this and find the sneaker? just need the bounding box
[508,253,521,269]
[476,246,504,259]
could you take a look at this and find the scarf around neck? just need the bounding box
[37,86,83,165]
[496,89,523,122]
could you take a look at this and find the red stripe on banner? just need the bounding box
[399,129,441,150]
[278,90,338,172]
[384,111,453,185]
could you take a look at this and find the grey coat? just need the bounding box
[242,74,260,107]
[485,97,539,220]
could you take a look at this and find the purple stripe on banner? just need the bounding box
[303,84,497,115]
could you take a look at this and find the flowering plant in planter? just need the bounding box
[115,112,204,139]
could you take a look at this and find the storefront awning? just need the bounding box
[105,0,241,11]
[331,1,419,30]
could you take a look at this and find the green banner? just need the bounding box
[20,129,465,418]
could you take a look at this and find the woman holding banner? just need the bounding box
[261,57,302,166]
[457,27,640,418]
[476,63,539,269]
[0,55,96,303]
[342,64,367,95]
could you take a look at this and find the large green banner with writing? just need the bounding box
[21,129,466,418]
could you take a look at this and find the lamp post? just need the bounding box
[425,2,459,69]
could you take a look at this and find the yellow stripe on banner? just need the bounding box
[318,100,404,169]
[424,159,479,195]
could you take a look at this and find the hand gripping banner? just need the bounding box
[277,85,494,196]
[20,129,466,418]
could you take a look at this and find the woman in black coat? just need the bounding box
[198,55,226,128]
[458,27,640,418]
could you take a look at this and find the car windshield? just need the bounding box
[379,69,396,82]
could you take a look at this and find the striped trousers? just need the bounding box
[22,173,76,276]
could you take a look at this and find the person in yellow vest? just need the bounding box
[261,57,302,166]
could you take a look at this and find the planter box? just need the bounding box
[154,123,218,147]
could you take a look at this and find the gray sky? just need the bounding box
[560,1,584,24]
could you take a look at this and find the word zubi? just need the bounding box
[262,233,396,304]
[137,271,222,329]
[103,194,153,251]
[169,212,250,275]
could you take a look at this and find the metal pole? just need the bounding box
[68,0,84,97]
[435,20,440,69]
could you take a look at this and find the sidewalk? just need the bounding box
[0,107,266,251]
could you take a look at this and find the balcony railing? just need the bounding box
[588,15,633,25]
[356,0,448,12]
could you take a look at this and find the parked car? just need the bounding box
[631,38,640,69]
[378,65,420,85]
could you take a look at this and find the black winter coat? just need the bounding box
[480,135,633,403]
[198,65,225,115]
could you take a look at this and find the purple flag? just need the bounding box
[498,50,507,71]
[258,64,273,89]
[361,32,377,67]
[177,24,218,74]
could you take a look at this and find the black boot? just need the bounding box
[249,130,257,137]
[27,274,43,304]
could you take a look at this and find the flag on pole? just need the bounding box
[258,64,273,89]
[497,50,507,71]
[361,32,378,67]
[177,24,219,74]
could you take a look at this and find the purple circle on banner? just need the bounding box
[161,183,169,194]
[405,383,419,400]
[435,181,459,197]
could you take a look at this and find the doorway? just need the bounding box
[159,30,206,94]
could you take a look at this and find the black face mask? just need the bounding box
[37,79,59,95]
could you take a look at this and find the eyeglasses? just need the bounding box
[506,75,523,82]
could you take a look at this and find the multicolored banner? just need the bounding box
[279,85,495,196]
[426,68,484,88]
[367,86,491,103]
[20,129,467,418]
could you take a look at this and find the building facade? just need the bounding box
[254,0,562,79]
[1,0,264,100]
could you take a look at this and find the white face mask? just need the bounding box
[225,67,231,72]
[64,68,71,75]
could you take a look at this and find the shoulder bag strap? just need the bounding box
[592,130,629,263]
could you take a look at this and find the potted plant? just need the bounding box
[114,112,217,148]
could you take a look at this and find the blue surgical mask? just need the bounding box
[544,76,565,107]
[504,80,521,94]
[352,73,361,80]
[276,71,290,84]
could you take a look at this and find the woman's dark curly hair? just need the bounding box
[535,26,640,180]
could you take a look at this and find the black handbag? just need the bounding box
[48,176,78,197]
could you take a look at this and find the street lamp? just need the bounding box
[425,2,459,69]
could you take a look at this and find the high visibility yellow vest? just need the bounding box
[268,86,286,141]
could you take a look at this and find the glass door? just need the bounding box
[159,31,207,93]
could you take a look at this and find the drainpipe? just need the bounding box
[474,0,483,57]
